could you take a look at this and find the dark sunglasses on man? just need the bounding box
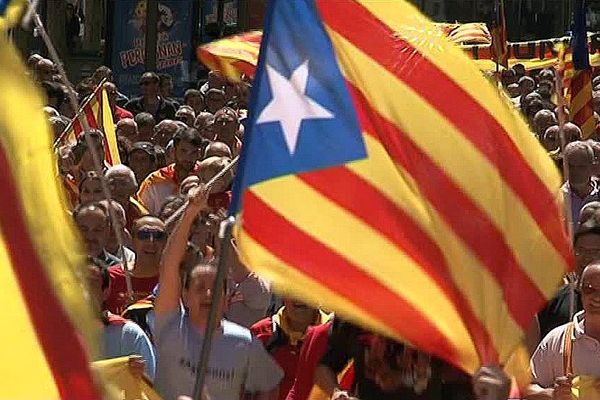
[140,80,154,86]
[136,229,166,241]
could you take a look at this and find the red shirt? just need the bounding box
[251,317,305,400]
[285,322,332,400]
[114,106,134,122]
[106,265,158,315]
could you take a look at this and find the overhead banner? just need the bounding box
[464,32,600,71]
[110,0,195,97]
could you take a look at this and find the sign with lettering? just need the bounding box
[110,0,195,98]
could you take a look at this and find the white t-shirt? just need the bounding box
[154,308,283,400]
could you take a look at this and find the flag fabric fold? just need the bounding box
[570,0,595,138]
[0,37,100,399]
[231,0,572,374]
[197,30,262,82]
[59,84,121,165]
[0,0,26,31]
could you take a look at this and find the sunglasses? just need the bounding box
[140,81,155,86]
[136,229,166,241]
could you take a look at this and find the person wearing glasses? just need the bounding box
[561,141,599,236]
[105,216,167,314]
[125,72,177,122]
[527,262,600,400]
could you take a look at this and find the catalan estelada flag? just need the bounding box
[570,0,595,138]
[197,30,262,82]
[231,0,572,373]
[0,37,100,398]
[59,85,121,165]
[0,0,26,31]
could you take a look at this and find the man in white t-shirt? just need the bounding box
[527,262,600,399]
[154,185,283,400]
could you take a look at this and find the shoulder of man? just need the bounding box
[222,319,253,342]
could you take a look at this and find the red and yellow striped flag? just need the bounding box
[571,0,595,138]
[231,0,572,374]
[197,30,262,82]
[60,85,121,165]
[0,37,100,398]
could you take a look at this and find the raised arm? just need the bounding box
[155,185,209,315]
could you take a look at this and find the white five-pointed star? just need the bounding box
[256,60,334,154]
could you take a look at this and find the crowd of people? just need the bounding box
[30,52,600,400]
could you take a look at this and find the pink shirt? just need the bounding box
[531,311,600,387]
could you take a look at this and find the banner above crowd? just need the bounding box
[463,32,600,71]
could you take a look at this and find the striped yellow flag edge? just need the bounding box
[0,40,98,356]
[247,174,480,370]
[101,88,122,165]
[326,29,568,298]
[236,224,481,371]
[0,239,60,398]
[356,0,562,194]
[351,135,526,362]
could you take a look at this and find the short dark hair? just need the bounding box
[172,127,205,149]
[73,201,110,226]
[184,89,202,103]
[183,262,228,294]
[72,129,105,164]
[134,112,156,128]
[141,72,160,84]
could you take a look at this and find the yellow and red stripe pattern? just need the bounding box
[571,0,595,139]
[0,37,100,398]
[60,86,121,165]
[197,30,262,82]
[233,0,571,374]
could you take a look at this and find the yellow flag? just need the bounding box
[0,37,100,398]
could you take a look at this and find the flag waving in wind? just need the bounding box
[570,0,595,139]
[232,0,572,373]
[0,36,100,398]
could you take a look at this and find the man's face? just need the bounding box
[107,172,137,204]
[186,95,204,114]
[104,84,118,109]
[283,298,317,327]
[183,268,225,322]
[79,141,105,172]
[567,149,593,186]
[79,178,104,205]
[208,71,224,89]
[140,77,159,97]
[205,92,226,114]
[581,266,600,315]
[519,79,535,96]
[542,127,560,152]
[116,120,138,142]
[214,110,238,142]
[174,140,201,172]
[176,109,195,127]
[533,112,557,137]
[152,121,178,147]
[76,208,110,257]
[575,234,600,277]
[132,217,167,265]
[128,150,154,182]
